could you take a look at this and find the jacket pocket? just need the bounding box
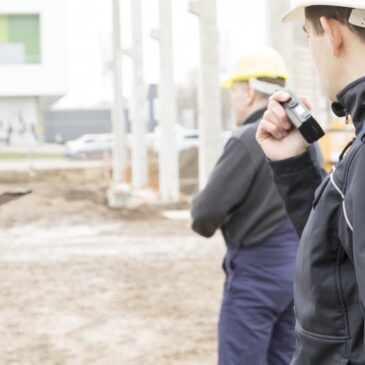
[294,321,349,365]
[222,254,236,293]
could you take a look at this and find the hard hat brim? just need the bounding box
[282,7,305,23]
[220,73,289,89]
[282,1,365,23]
[220,79,235,89]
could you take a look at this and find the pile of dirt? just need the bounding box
[0,147,199,197]
[0,181,164,229]
[0,148,198,228]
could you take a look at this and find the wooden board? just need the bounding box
[0,190,32,206]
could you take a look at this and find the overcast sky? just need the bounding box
[58,0,268,108]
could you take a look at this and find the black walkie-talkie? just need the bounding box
[281,90,325,144]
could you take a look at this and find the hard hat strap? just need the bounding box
[248,79,283,96]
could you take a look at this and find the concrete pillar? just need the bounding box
[108,0,128,208]
[152,0,180,202]
[189,0,222,190]
[129,0,149,189]
[265,0,293,70]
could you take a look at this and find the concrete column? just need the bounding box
[189,0,222,190]
[265,0,294,86]
[129,0,149,189]
[152,0,180,202]
[108,0,128,207]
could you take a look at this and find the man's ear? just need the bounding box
[320,16,344,56]
[245,86,256,107]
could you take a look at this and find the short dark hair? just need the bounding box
[237,77,285,100]
[255,77,286,100]
[305,6,365,42]
[257,77,286,88]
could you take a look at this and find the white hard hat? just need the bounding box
[282,0,365,23]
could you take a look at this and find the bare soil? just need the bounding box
[0,174,224,365]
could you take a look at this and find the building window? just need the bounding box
[0,14,41,64]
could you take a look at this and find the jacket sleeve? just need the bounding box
[268,146,326,236]
[346,146,365,315]
[191,137,258,238]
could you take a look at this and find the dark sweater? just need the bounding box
[191,108,288,248]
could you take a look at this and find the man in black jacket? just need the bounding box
[191,47,299,365]
[256,2,365,364]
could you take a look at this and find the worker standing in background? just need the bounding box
[191,47,299,365]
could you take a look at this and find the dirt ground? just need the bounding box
[0,175,224,365]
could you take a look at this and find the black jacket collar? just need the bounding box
[241,106,267,126]
[332,76,365,135]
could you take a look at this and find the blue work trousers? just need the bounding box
[218,219,298,365]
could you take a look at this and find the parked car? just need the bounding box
[65,134,113,158]
[65,128,232,159]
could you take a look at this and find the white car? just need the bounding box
[65,128,232,158]
[65,134,113,158]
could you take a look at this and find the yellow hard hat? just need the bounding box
[220,47,289,89]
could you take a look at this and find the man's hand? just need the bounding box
[256,91,311,161]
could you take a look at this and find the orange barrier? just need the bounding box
[319,119,356,172]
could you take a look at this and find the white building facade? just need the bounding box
[0,0,67,144]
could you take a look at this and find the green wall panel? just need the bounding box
[0,15,9,43]
[8,14,40,63]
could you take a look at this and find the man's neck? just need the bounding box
[238,105,267,127]
[238,101,267,126]
[335,45,365,97]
